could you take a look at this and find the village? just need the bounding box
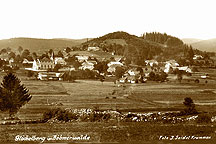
[0,45,212,84]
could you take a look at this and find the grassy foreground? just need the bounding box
[0,122,216,143]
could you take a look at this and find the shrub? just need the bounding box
[194,79,200,83]
[196,113,212,123]
[42,108,59,122]
[182,97,198,115]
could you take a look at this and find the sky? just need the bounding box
[0,0,215,40]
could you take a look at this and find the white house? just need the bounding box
[164,60,179,73]
[107,61,124,73]
[177,66,192,73]
[54,57,66,65]
[26,58,55,71]
[193,55,203,60]
[80,61,95,70]
[37,72,63,80]
[87,46,100,51]
[75,55,89,62]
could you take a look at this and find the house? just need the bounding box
[26,57,55,71]
[87,46,100,51]
[39,57,55,70]
[145,60,158,67]
[54,57,66,65]
[107,61,124,73]
[177,66,192,73]
[79,61,94,70]
[37,72,63,80]
[193,55,203,60]
[22,58,34,68]
[164,60,179,73]
[75,55,89,62]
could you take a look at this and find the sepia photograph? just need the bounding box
[0,0,216,143]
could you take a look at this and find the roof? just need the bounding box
[107,61,123,67]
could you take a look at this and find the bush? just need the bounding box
[42,108,62,122]
[89,112,104,122]
[196,113,212,123]
[194,79,200,83]
[182,97,198,115]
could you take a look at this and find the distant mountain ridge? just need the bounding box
[0,37,86,54]
[182,38,216,52]
[182,38,203,44]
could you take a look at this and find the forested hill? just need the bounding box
[142,32,184,47]
[83,31,196,65]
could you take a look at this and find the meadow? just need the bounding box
[1,70,216,143]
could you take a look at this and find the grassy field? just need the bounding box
[1,69,216,143]
[1,72,216,119]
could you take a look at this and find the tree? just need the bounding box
[137,67,143,74]
[0,73,32,118]
[39,53,49,60]
[57,50,64,57]
[49,49,54,55]
[18,46,23,54]
[32,52,37,60]
[0,59,6,68]
[3,65,13,73]
[183,97,197,115]
[148,71,156,81]
[173,69,183,83]
[94,61,108,74]
[62,71,76,82]
[21,49,30,59]
[14,54,23,63]
[0,48,7,54]
[53,64,62,72]
[115,66,125,79]
[6,47,11,52]
[9,52,16,59]
[160,71,168,82]
[27,71,34,77]
[66,56,81,70]
[187,46,194,65]
[65,47,71,53]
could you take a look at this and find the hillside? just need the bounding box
[83,31,191,65]
[0,38,85,54]
[190,39,216,52]
[182,38,202,44]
